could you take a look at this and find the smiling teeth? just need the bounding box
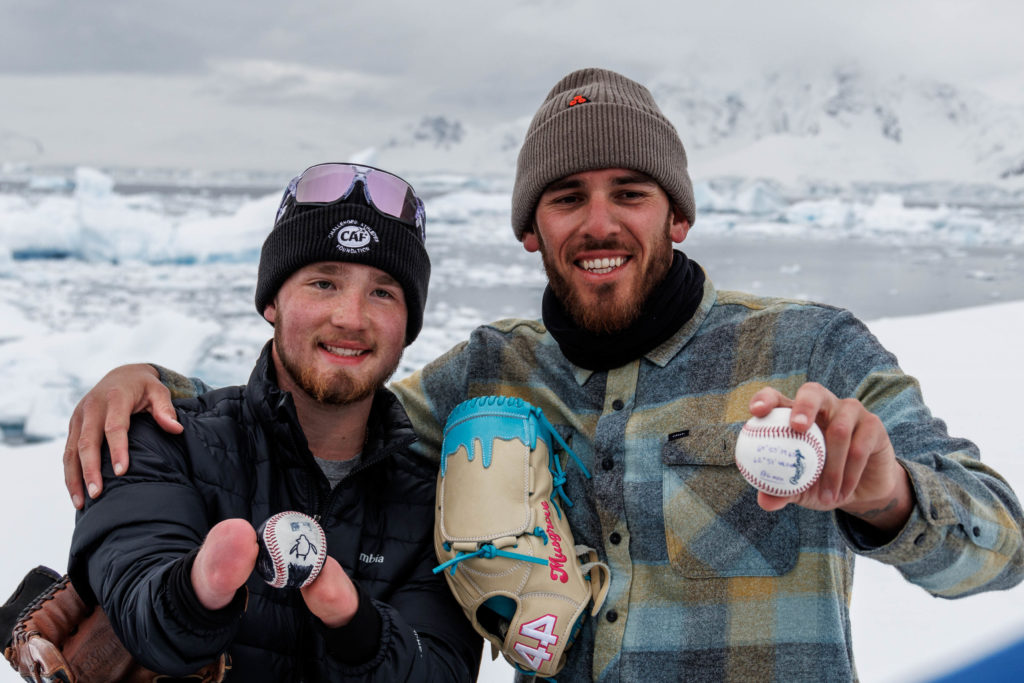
[323,344,366,357]
[580,256,626,274]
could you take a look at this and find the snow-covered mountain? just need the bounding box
[4,63,1024,195]
[651,64,1024,185]
[361,65,1024,191]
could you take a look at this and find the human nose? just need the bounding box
[328,294,368,330]
[580,195,621,240]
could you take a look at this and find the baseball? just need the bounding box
[734,407,826,497]
[255,511,327,589]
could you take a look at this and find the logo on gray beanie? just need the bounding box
[329,220,379,254]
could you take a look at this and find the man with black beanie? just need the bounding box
[61,163,481,681]
[63,70,1023,682]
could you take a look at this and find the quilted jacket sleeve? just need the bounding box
[67,414,241,674]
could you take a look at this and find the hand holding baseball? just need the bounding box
[191,516,358,627]
[747,383,914,533]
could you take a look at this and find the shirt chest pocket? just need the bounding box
[661,423,799,578]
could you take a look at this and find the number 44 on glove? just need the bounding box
[433,396,610,679]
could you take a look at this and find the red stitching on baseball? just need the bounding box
[265,512,288,588]
[738,423,825,495]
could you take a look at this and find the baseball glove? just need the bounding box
[433,396,610,678]
[4,569,229,683]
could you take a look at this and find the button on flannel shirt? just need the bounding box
[391,278,1024,682]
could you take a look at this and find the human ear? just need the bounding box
[669,208,690,243]
[522,221,541,253]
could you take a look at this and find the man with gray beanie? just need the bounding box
[64,70,1022,682]
[395,68,1021,681]
[58,163,481,681]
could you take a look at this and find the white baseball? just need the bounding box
[255,511,327,589]
[734,407,826,497]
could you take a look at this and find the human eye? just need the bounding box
[310,279,334,291]
[542,191,581,207]
[371,287,396,299]
[617,186,650,200]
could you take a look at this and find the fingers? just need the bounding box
[62,364,177,508]
[104,388,134,479]
[63,410,86,509]
[748,383,897,513]
[192,519,258,611]
[837,411,884,501]
[813,398,858,505]
[748,387,791,417]
[101,380,181,477]
[75,393,108,503]
[787,382,834,433]
[145,380,183,435]
[301,557,358,628]
[757,491,796,512]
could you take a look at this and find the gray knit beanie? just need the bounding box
[511,67,696,240]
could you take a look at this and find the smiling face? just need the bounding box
[523,168,690,334]
[263,262,406,407]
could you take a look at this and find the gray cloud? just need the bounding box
[4,0,1022,95]
[2,0,1023,169]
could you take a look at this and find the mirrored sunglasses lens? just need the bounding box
[295,165,357,203]
[365,172,419,223]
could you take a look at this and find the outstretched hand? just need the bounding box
[749,383,914,534]
[63,363,180,509]
[192,519,260,610]
[193,519,358,627]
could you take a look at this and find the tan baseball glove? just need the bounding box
[4,570,229,683]
[433,396,610,679]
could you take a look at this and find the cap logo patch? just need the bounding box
[329,219,379,254]
[568,95,589,107]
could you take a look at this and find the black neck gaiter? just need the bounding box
[542,251,706,372]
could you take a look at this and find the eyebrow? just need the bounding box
[307,263,400,287]
[542,172,658,195]
[309,263,346,276]
[372,272,401,287]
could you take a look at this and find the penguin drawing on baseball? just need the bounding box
[290,534,318,561]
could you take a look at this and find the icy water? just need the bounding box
[4,236,1022,391]
[685,237,1024,321]
[3,168,1024,438]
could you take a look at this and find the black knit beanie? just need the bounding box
[511,67,696,241]
[255,200,430,346]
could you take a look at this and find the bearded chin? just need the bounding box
[273,326,398,406]
[295,364,376,405]
[539,224,674,335]
[544,263,647,334]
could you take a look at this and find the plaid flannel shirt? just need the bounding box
[391,277,1024,682]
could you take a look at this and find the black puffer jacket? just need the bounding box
[69,345,481,681]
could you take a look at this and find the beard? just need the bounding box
[538,217,675,335]
[273,318,401,406]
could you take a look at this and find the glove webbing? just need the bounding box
[434,396,590,577]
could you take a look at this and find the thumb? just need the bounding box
[757,491,795,512]
[145,384,184,434]
[153,403,184,434]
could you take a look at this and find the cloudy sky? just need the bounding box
[2,0,1023,172]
